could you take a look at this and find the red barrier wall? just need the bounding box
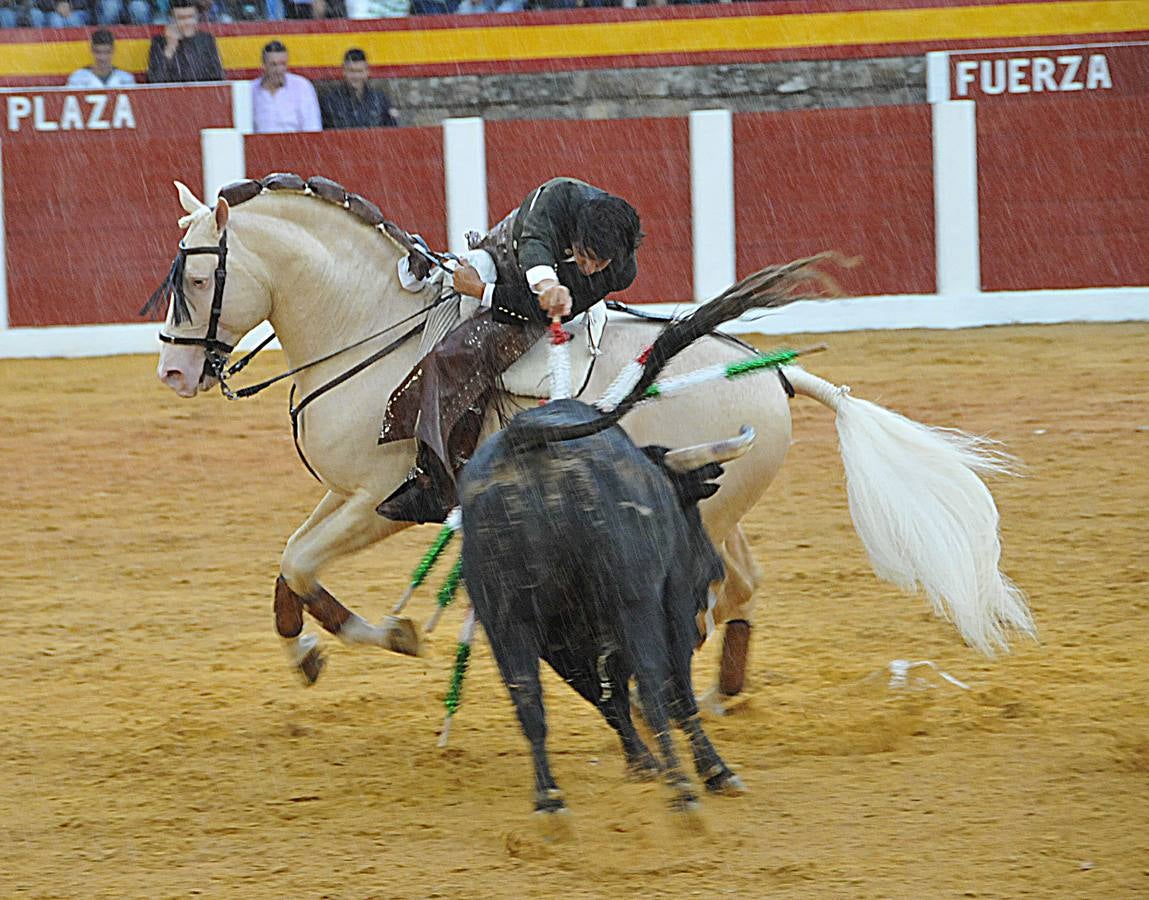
[3,85,233,327]
[242,127,447,250]
[977,95,1149,291]
[486,117,692,304]
[733,106,936,296]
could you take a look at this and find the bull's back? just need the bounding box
[460,402,682,597]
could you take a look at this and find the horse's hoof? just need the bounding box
[380,616,422,657]
[705,770,748,796]
[297,646,326,686]
[698,685,751,718]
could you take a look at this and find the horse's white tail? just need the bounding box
[782,366,1036,656]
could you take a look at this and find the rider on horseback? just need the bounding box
[376,177,644,524]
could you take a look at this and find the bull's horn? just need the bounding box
[663,425,756,473]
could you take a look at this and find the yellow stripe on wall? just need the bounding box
[2,0,1146,78]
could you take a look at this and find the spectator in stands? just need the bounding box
[320,48,397,130]
[285,0,345,16]
[195,0,235,22]
[0,0,16,28]
[147,0,225,83]
[345,0,408,15]
[67,29,136,86]
[252,40,322,133]
[93,0,150,25]
[454,0,522,13]
[29,0,89,26]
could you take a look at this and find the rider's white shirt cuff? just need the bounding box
[480,283,494,308]
[526,265,558,293]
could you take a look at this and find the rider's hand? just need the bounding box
[452,263,485,299]
[538,283,572,319]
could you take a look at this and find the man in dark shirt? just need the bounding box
[147,0,225,84]
[377,178,643,523]
[320,49,398,130]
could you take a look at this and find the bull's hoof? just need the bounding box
[625,757,662,782]
[705,770,748,796]
[668,789,700,815]
[534,788,567,815]
[380,615,422,657]
[297,646,326,686]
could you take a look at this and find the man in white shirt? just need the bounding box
[67,30,137,89]
[251,41,322,134]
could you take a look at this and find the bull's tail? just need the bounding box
[782,365,1036,656]
[506,254,841,454]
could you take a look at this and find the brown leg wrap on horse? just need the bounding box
[273,576,304,638]
[302,586,353,635]
[275,577,353,637]
[719,619,751,697]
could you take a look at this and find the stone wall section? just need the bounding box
[337,56,928,126]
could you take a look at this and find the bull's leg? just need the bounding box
[627,611,697,812]
[667,676,746,796]
[278,489,418,682]
[544,645,659,779]
[489,632,563,814]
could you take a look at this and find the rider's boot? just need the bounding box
[376,445,455,525]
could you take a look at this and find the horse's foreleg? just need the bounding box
[274,491,345,637]
[280,489,418,662]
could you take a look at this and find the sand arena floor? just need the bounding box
[2,323,1147,898]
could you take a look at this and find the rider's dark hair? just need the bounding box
[574,196,643,262]
[169,0,198,9]
[263,40,288,58]
[91,28,114,46]
[344,48,368,64]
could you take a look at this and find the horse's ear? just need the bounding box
[214,198,230,233]
[175,180,205,215]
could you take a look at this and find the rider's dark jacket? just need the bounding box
[488,178,638,326]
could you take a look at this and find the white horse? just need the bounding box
[156,176,1035,688]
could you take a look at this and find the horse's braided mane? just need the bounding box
[217,172,409,251]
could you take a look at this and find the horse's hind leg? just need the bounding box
[278,489,417,683]
[700,525,761,712]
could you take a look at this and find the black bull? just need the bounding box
[459,399,748,814]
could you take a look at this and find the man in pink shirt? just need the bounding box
[252,41,322,134]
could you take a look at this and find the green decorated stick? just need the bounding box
[438,605,477,748]
[392,507,462,615]
[424,555,464,634]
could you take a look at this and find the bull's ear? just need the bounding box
[214,197,230,232]
[175,180,205,215]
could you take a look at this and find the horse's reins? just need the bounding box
[145,229,449,479]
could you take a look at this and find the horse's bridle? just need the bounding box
[143,232,250,393]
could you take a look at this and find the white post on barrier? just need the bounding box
[932,100,981,295]
[926,50,951,103]
[0,141,8,331]
[229,80,254,136]
[201,128,246,204]
[443,117,487,256]
[689,109,736,302]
